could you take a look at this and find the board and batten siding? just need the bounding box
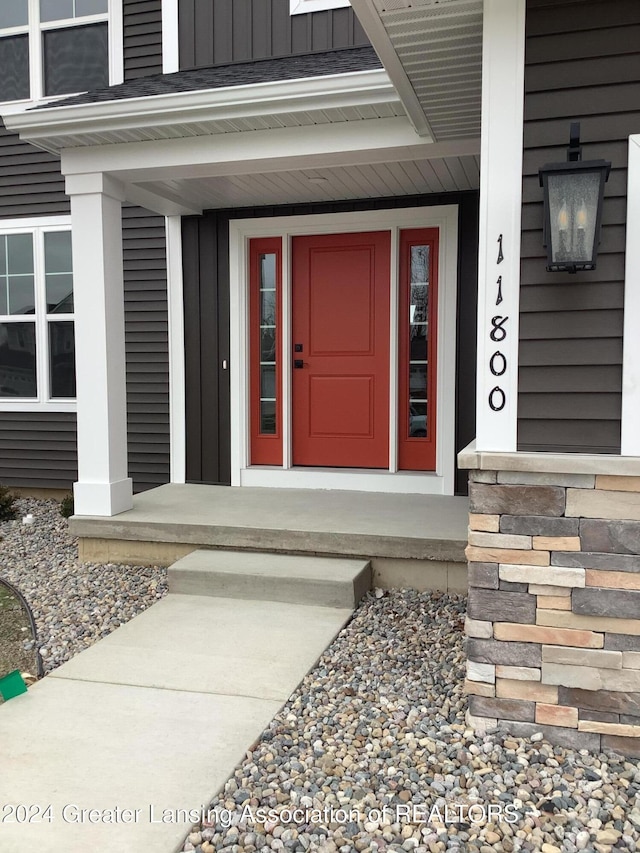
[122,205,170,492]
[519,0,640,453]
[123,0,163,79]
[179,0,369,69]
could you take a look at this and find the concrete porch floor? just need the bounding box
[70,485,470,592]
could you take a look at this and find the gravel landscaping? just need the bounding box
[179,591,640,853]
[2,498,640,852]
[0,498,167,673]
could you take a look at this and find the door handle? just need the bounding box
[294,359,305,369]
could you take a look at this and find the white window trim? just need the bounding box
[0,215,76,413]
[229,205,458,496]
[290,0,350,14]
[0,0,122,114]
[621,134,640,455]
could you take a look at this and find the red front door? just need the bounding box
[291,232,390,468]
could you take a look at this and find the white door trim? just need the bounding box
[166,215,186,483]
[229,205,459,495]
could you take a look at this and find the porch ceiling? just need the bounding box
[136,153,480,210]
[350,0,483,140]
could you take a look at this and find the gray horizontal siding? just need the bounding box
[0,119,72,489]
[179,0,369,69]
[0,0,169,493]
[0,413,77,491]
[122,206,170,492]
[518,0,639,454]
[0,208,170,493]
[123,0,163,79]
[0,120,68,218]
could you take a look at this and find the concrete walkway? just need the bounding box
[0,593,352,852]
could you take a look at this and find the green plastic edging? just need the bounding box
[0,669,28,701]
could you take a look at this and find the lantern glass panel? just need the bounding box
[546,170,602,267]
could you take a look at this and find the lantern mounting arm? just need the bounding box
[567,121,582,162]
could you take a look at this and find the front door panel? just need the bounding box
[292,232,390,468]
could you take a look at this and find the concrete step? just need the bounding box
[168,549,372,608]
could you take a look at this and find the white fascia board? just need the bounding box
[621,134,640,456]
[4,69,398,152]
[349,0,434,139]
[58,119,475,186]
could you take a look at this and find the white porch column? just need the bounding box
[475,0,526,451]
[67,173,133,516]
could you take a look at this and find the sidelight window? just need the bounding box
[249,238,282,465]
[398,228,438,471]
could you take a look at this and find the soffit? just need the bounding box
[352,0,483,140]
[136,154,480,210]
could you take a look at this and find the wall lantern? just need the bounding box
[539,122,611,273]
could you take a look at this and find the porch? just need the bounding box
[69,484,469,592]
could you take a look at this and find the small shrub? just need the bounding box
[60,494,74,519]
[0,484,17,521]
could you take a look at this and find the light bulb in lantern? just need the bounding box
[576,200,588,230]
[558,201,569,231]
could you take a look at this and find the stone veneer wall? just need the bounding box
[463,469,640,758]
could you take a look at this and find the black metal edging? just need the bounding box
[0,575,45,679]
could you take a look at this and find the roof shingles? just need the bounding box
[38,47,382,110]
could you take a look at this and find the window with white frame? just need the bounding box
[290,0,351,14]
[0,0,112,104]
[0,223,75,404]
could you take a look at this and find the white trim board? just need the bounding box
[290,0,350,13]
[166,216,186,483]
[7,69,398,148]
[622,134,640,455]
[229,205,458,496]
[474,0,526,452]
[161,0,180,74]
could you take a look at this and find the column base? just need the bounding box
[73,479,133,517]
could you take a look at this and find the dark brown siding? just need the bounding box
[183,192,478,494]
[182,214,231,486]
[123,206,170,492]
[123,0,163,79]
[0,120,69,218]
[519,0,640,453]
[179,0,369,69]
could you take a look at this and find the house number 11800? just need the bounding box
[488,235,508,412]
